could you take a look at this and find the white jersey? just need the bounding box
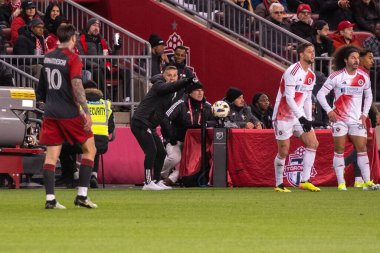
[316,68,372,123]
[273,62,315,122]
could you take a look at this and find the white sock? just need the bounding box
[274,154,285,186]
[168,169,180,183]
[46,194,55,201]
[333,152,345,185]
[357,152,371,182]
[301,148,316,182]
[77,187,88,197]
[355,176,363,183]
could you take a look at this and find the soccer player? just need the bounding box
[37,24,98,209]
[272,42,320,192]
[317,46,379,191]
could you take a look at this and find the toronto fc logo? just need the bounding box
[284,147,317,186]
[164,32,196,78]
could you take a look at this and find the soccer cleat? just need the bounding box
[274,183,291,193]
[156,180,172,190]
[338,182,347,191]
[90,175,99,189]
[45,199,66,209]
[363,181,380,191]
[354,181,364,188]
[142,181,164,191]
[74,196,98,208]
[299,181,320,192]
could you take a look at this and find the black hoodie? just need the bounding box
[132,74,191,129]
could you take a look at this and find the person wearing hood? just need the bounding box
[250,92,273,129]
[131,66,196,190]
[329,20,361,51]
[160,81,213,186]
[224,87,262,129]
[13,18,46,78]
[149,33,168,77]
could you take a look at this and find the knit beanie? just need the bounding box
[226,87,243,103]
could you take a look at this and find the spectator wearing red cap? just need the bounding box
[319,0,354,31]
[351,0,380,33]
[329,20,361,51]
[290,4,313,39]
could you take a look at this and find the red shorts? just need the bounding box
[39,116,93,146]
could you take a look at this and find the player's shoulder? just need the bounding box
[357,68,370,79]
[285,62,301,76]
[328,69,344,80]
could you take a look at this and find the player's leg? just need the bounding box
[299,130,319,183]
[332,135,347,190]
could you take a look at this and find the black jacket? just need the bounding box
[13,27,46,64]
[319,1,354,30]
[0,62,13,86]
[131,74,191,129]
[250,104,273,129]
[161,94,214,142]
[290,21,312,39]
[225,103,260,128]
[351,0,380,33]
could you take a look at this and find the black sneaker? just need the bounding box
[90,176,99,189]
[74,195,98,208]
[45,199,66,209]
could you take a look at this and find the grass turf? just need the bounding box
[1,187,380,253]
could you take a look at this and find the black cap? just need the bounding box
[83,80,98,89]
[186,81,203,94]
[21,0,36,10]
[226,87,243,103]
[149,34,165,48]
[28,18,44,28]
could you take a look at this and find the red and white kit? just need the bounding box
[273,62,316,140]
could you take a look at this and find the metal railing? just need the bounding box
[36,0,151,59]
[0,55,150,108]
[163,0,309,66]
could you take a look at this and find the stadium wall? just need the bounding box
[83,0,284,104]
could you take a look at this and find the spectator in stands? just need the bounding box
[43,2,63,37]
[351,0,380,33]
[0,0,21,27]
[10,0,40,44]
[330,20,361,51]
[45,16,68,53]
[265,3,290,52]
[319,0,354,31]
[363,20,380,57]
[252,0,288,11]
[0,61,13,86]
[160,82,214,186]
[290,4,313,39]
[77,18,127,100]
[224,87,262,129]
[308,20,334,75]
[255,0,278,18]
[224,0,255,34]
[250,92,273,129]
[58,80,115,188]
[166,45,194,80]
[267,3,290,29]
[287,0,321,13]
[149,33,168,76]
[13,18,46,78]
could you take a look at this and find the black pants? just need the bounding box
[131,120,166,183]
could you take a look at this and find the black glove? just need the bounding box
[114,38,122,50]
[298,116,312,132]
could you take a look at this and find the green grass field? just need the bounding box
[1,187,380,253]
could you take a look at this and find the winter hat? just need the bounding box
[226,87,243,103]
[21,0,35,10]
[86,18,100,30]
[186,81,203,94]
[149,34,165,48]
[297,4,311,15]
[28,18,43,28]
[83,80,98,89]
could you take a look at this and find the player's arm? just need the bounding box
[316,77,336,122]
[283,74,303,119]
[361,81,373,127]
[72,78,92,131]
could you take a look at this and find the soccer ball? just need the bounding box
[212,101,230,118]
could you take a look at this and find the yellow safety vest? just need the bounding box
[87,99,112,136]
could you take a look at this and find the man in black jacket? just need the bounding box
[290,4,313,39]
[131,66,195,190]
[160,82,213,186]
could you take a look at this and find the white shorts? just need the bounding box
[273,119,305,140]
[332,121,367,137]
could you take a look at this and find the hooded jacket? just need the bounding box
[329,32,361,51]
[131,74,191,129]
[13,26,46,64]
[225,102,260,128]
